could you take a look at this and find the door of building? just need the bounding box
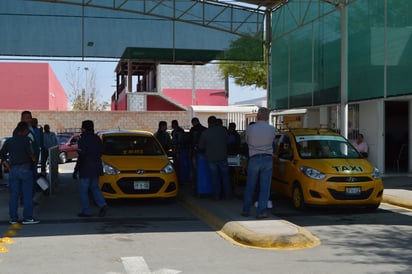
[385,101,409,172]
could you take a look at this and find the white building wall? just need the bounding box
[127,93,146,111]
[302,109,320,128]
[319,107,329,128]
[189,105,258,131]
[157,64,225,92]
[358,101,381,170]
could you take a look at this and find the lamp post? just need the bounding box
[84,67,89,110]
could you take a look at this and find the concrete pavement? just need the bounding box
[1,171,411,251]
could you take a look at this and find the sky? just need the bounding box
[47,60,267,106]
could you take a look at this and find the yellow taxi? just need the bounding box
[272,128,383,210]
[98,130,178,200]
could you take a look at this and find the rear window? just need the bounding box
[103,135,164,156]
[295,135,361,159]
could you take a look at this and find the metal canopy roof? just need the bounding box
[214,0,287,10]
[0,0,274,62]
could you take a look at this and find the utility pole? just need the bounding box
[84,67,89,110]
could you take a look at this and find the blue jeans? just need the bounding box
[208,160,232,199]
[242,154,273,215]
[79,177,107,215]
[9,163,34,220]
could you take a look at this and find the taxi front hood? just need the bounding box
[102,155,169,170]
[301,158,375,175]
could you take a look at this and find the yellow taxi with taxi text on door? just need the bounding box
[272,128,383,210]
[98,130,178,200]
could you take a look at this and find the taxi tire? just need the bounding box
[292,183,306,211]
[364,203,380,212]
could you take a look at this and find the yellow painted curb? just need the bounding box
[10,223,22,229]
[3,230,18,237]
[382,195,412,210]
[0,237,14,244]
[179,194,320,250]
[0,245,8,253]
[221,220,320,250]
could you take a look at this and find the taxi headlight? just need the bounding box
[371,167,381,179]
[102,162,120,175]
[161,162,175,174]
[300,166,326,180]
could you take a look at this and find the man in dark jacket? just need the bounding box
[1,121,39,224]
[154,120,171,154]
[198,116,232,200]
[75,120,107,217]
[227,122,241,156]
[189,117,207,194]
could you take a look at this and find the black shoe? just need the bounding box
[240,212,250,217]
[77,213,92,217]
[98,206,107,217]
[256,213,268,220]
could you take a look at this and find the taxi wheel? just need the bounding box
[364,203,380,212]
[292,184,306,211]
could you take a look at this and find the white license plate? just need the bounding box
[134,181,150,190]
[345,186,361,195]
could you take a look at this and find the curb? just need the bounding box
[178,194,320,250]
[382,194,412,210]
[220,220,320,250]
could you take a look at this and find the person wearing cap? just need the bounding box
[75,120,107,217]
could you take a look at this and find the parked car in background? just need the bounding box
[98,130,178,200]
[57,133,81,164]
[271,128,383,211]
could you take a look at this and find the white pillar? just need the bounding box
[339,4,348,138]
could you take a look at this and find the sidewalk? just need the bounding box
[381,175,412,210]
[1,173,412,250]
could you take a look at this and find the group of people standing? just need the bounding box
[0,110,56,225]
[154,107,278,219]
[1,107,277,224]
[154,116,239,200]
[0,112,107,225]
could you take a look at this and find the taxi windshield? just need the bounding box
[295,135,361,159]
[102,135,164,156]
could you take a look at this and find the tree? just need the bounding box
[66,65,109,111]
[219,61,267,89]
[218,33,267,89]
